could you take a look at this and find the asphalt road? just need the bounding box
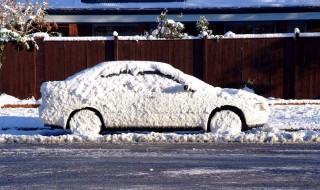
[0,143,320,189]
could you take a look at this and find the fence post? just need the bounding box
[114,36,119,61]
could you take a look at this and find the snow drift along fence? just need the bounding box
[0,35,320,99]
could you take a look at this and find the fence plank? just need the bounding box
[192,39,203,80]
[35,39,45,98]
[105,40,114,61]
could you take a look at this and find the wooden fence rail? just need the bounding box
[0,36,320,99]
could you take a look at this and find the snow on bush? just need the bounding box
[0,0,50,47]
[0,0,57,68]
[151,11,186,39]
[0,0,57,36]
[196,16,213,38]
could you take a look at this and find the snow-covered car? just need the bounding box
[39,61,269,135]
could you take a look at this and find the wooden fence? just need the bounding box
[0,35,320,99]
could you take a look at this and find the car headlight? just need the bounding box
[255,102,268,111]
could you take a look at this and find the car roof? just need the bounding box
[65,61,209,90]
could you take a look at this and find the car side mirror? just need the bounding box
[184,85,195,92]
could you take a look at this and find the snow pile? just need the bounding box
[268,98,320,105]
[1,128,320,144]
[0,108,43,130]
[0,94,39,107]
[267,104,320,131]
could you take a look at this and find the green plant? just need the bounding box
[196,16,212,37]
[151,11,186,39]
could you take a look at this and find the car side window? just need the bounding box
[100,70,186,93]
[139,72,184,94]
[100,73,135,92]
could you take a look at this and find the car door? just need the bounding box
[136,72,200,128]
[97,73,142,128]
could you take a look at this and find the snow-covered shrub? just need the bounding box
[0,0,57,36]
[196,16,212,38]
[151,11,186,39]
[0,0,57,68]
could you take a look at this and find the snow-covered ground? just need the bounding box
[0,94,320,144]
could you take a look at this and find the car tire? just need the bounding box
[209,110,242,135]
[69,109,102,136]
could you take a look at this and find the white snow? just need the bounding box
[32,32,50,38]
[300,32,320,37]
[164,168,259,176]
[41,31,304,42]
[44,36,114,41]
[222,32,295,39]
[268,98,320,105]
[47,0,320,9]
[0,94,39,107]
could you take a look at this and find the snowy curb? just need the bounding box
[1,129,320,144]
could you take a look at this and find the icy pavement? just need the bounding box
[0,103,320,144]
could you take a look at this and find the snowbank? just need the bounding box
[1,128,320,144]
[0,94,39,108]
[268,98,320,105]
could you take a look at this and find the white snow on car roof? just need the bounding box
[66,61,209,90]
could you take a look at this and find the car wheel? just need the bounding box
[209,110,242,135]
[69,109,102,136]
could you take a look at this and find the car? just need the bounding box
[39,61,269,136]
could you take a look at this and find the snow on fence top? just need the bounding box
[300,32,320,37]
[43,36,114,41]
[41,31,320,42]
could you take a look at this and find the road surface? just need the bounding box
[0,143,320,189]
